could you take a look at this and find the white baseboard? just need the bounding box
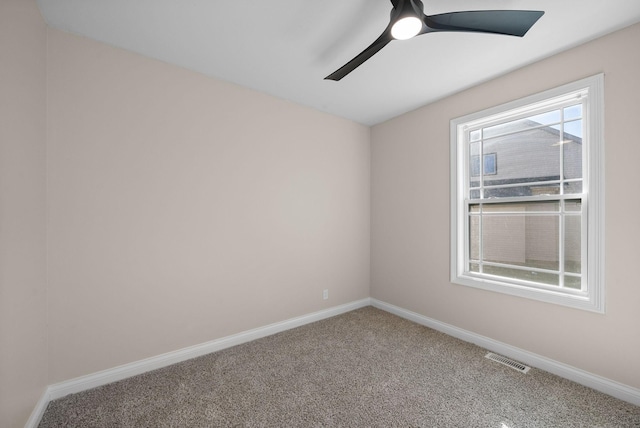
[26,296,639,427]
[371,298,640,406]
[25,387,51,428]
[26,298,371,428]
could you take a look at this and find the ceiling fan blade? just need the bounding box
[324,32,393,81]
[423,10,544,37]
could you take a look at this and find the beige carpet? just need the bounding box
[39,307,640,427]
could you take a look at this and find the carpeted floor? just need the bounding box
[39,307,640,427]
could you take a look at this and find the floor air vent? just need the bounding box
[485,352,531,374]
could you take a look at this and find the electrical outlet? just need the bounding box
[323,289,329,300]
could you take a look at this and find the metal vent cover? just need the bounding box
[485,352,531,374]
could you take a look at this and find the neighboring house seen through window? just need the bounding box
[470,153,497,177]
[450,75,604,312]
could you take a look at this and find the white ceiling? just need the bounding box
[36,0,640,125]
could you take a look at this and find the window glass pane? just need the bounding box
[469,263,480,272]
[563,181,582,194]
[471,153,498,177]
[469,142,480,182]
[483,129,560,189]
[470,129,481,142]
[524,215,560,271]
[564,275,581,290]
[563,134,582,180]
[565,200,581,212]
[470,155,481,177]
[525,201,560,212]
[484,153,497,175]
[529,184,561,196]
[481,214,560,271]
[470,189,480,199]
[482,214,527,267]
[565,215,581,274]
[483,110,561,139]
[469,216,480,260]
[480,201,559,213]
[564,104,582,121]
[470,141,480,156]
[484,184,560,198]
[564,119,583,141]
[483,265,559,286]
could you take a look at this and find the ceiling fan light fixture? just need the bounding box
[391,16,422,40]
[324,0,544,81]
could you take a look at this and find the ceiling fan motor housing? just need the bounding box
[391,0,425,24]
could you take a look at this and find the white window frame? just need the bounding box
[450,74,605,313]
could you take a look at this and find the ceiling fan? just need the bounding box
[325,0,544,81]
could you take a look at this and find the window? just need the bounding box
[470,153,497,176]
[450,75,604,312]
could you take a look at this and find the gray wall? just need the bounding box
[46,29,371,383]
[372,22,640,389]
[0,1,48,427]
